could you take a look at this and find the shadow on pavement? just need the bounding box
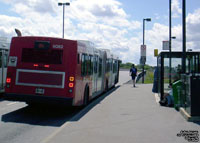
[193,121,200,126]
[124,80,132,84]
[0,93,5,102]
[1,86,120,127]
[1,105,80,127]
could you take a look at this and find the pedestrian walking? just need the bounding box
[129,64,137,87]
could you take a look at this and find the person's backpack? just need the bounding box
[131,67,137,76]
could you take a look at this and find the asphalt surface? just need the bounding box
[0,100,81,143]
[0,71,199,143]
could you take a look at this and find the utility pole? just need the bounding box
[182,0,186,73]
[58,2,70,38]
[142,18,151,83]
[169,0,172,85]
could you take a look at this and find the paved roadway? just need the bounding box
[0,70,199,143]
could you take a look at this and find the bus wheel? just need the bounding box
[26,102,40,108]
[83,87,89,106]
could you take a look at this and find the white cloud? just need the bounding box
[171,0,182,18]
[0,0,199,65]
[0,0,141,64]
[186,9,200,50]
[3,0,56,14]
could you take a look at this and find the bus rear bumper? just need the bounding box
[4,93,73,106]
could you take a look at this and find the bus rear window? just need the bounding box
[21,48,63,64]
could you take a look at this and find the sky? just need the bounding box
[0,0,200,65]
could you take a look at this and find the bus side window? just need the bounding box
[94,56,98,74]
[90,55,93,75]
[115,60,118,73]
[98,58,102,77]
[87,55,90,75]
[77,53,80,64]
[113,60,115,73]
[107,59,111,72]
[113,60,117,73]
[110,59,113,72]
[85,54,89,75]
[81,54,85,76]
[0,52,2,68]
[106,59,109,72]
[88,55,93,75]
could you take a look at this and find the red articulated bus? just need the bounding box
[4,36,120,106]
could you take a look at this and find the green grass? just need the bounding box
[137,70,154,84]
[144,71,154,84]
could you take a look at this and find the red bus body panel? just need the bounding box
[5,37,78,105]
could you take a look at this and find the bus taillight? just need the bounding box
[44,65,50,68]
[33,64,39,67]
[69,83,74,88]
[69,76,74,81]
[6,78,11,83]
[69,76,74,92]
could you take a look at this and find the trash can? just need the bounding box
[172,80,182,110]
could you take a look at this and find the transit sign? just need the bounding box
[140,56,146,65]
[154,49,158,57]
[140,45,146,57]
[163,41,169,50]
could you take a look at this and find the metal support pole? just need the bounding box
[143,19,145,46]
[58,2,70,39]
[62,5,65,38]
[182,0,186,73]
[142,19,145,83]
[169,0,172,85]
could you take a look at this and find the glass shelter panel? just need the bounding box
[171,58,182,83]
[163,57,169,95]
[157,56,162,98]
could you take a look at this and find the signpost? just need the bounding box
[140,57,146,65]
[140,45,146,65]
[141,45,146,57]
[140,44,146,83]
[154,49,158,57]
[163,41,169,50]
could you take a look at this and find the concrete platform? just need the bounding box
[42,83,200,143]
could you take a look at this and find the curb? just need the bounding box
[180,107,200,122]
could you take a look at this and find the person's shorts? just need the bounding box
[132,76,136,80]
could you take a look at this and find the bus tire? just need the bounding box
[83,86,89,106]
[26,102,40,108]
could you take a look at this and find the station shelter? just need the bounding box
[157,51,200,101]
